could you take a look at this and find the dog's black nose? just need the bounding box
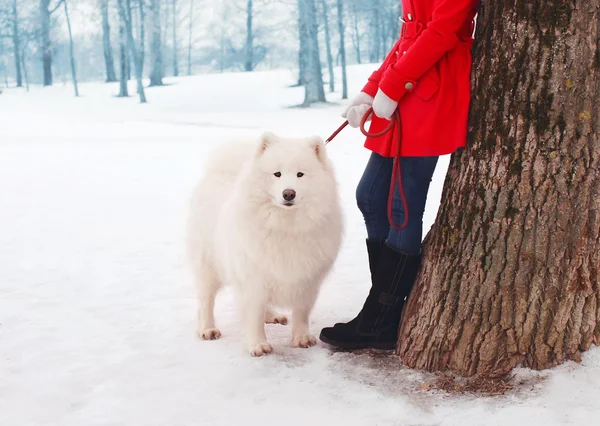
[282,189,296,201]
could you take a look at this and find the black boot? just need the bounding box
[332,239,383,328]
[320,244,421,350]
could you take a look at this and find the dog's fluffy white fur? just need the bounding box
[187,132,343,356]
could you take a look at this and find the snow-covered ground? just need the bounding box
[1,67,599,426]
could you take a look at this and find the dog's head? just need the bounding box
[251,132,335,212]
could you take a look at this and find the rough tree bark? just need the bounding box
[149,0,163,86]
[11,0,22,87]
[298,0,326,105]
[101,0,117,83]
[63,0,79,97]
[397,1,600,378]
[319,0,334,93]
[336,0,347,99]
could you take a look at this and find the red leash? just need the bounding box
[326,107,409,231]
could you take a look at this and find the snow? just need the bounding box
[1,67,599,426]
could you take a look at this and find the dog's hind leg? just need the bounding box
[195,264,222,341]
[264,307,288,325]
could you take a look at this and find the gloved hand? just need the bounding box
[346,104,372,128]
[341,92,374,119]
[372,89,398,120]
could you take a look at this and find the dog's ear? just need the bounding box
[309,136,327,165]
[257,131,278,156]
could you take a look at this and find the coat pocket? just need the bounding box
[414,70,440,101]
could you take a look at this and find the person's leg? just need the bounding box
[320,155,439,349]
[325,152,392,329]
[386,156,439,254]
[355,152,394,243]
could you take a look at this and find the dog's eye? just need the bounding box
[297,172,304,178]
[274,172,281,178]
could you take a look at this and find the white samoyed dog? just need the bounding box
[187,132,344,356]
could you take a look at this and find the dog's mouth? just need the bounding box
[283,202,295,207]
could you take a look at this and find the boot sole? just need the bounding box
[319,331,397,350]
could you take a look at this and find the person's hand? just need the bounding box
[346,104,372,128]
[341,92,373,118]
[372,89,398,120]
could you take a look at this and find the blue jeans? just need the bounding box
[356,153,439,255]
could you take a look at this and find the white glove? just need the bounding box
[346,104,372,128]
[341,92,373,118]
[372,89,398,120]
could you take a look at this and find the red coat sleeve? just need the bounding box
[361,40,403,97]
[378,0,478,102]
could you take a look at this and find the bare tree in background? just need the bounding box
[172,0,178,76]
[100,0,117,83]
[149,0,163,86]
[187,0,193,75]
[0,38,7,87]
[368,0,381,62]
[10,0,21,87]
[348,0,361,64]
[319,0,334,93]
[336,0,346,99]
[39,0,64,86]
[137,0,145,82]
[117,0,128,96]
[243,0,253,72]
[20,39,29,91]
[298,0,325,106]
[63,0,78,96]
[118,0,146,102]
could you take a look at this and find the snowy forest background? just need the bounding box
[0,0,402,104]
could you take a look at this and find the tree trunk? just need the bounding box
[138,0,145,82]
[63,0,79,97]
[187,0,194,75]
[101,0,118,83]
[298,0,326,106]
[39,0,52,86]
[11,0,22,87]
[0,40,7,87]
[119,0,146,102]
[298,16,307,86]
[320,0,334,93]
[118,2,129,97]
[21,45,29,91]
[172,0,178,76]
[350,0,361,64]
[149,0,163,86]
[397,1,600,378]
[368,0,381,63]
[243,0,253,72]
[336,0,347,100]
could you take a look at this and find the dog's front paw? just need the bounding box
[249,342,274,357]
[198,328,222,341]
[292,334,317,348]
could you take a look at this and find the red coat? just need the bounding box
[361,0,480,157]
